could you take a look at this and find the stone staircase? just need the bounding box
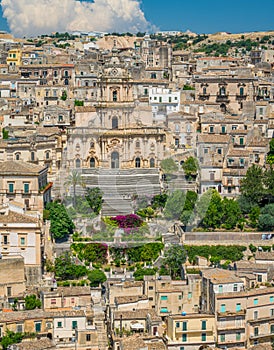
[165,171,198,193]
[80,168,161,216]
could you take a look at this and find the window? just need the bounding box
[17,324,23,333]
[160,308,168,313]
[201,320,206,330]
[219,86,226,96]
[209,126,214,133]
[257,275,262,282]
[240,137,244,145]
[270,296,274,303]
[188,292,192,299]
[219,285,223,293]
[175,138,179,146]
[72,321,77,329]
[271,324,274,334]
[23,183,29,193]
[178,294,182,300]
[35,322,41,332]
[51,299,56,305]
[86,334,91,341]
[57,321,62,328]
[8,183,14,193]
[31,151,35,161]
[161,296,168,301]
[182,334,187,342]
[220,304,226,313]
[234,284,238,292]
[15,153,20,160]
[144,88,148,95]
[270,309,274,317]
[150,158,155,168]
[3,235,8,245]
[217,148,222,155]
[232,125,237,130]
[201,333,206,341]
[210,172,215,181]
[20,237,26,246]
[148,286,153,290]
[159,97,162,103]
[236,332,241,341]
[112,116,118,129]
[239,87,244,96]
[253,298,258,306]
[75,159,81,168]
[236,303,241,312]
[182,322,187,331]
[7,286,12,296]
[169,97,171,103]
[176,322,180,328]
[220,334,225,342]
[254,327,259,336]
[240,158,245,167]
[221,126,226,134]
[45,151,50,160]
[254,311,258,319]
[113,90,117,102]
[204,148,208,154]
[180,347,185,350]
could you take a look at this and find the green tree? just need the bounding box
[164,190,186,220]
[160,158,178,173]
[55,252,88,280]
[164,244,187,279]
[248,206,260,228]
[133,267,157,281]
[266,139,274,165]
[85,187,103,215]
[151,193,168,210]
[46,202,74,240]
[200,190,223,229]
[221,198,242,230]
[61,90,67,101]
[182,157,199,179]
[2,128,9,139]
[240,164,265,205]
[65,170,85,207]
[0,330,24,350]
[258,204,274,231]
[24,294,42,310]
[88,269,107,287]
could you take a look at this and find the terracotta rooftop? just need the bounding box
[15,338,56,350]
[202,268,243,284]
[0,160,46,175]
[198,134,230,144]
[115,295,148,305]
[0,211,38,224]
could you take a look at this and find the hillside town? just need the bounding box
[0,30,274,350]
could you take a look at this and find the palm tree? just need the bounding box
[64,170,85,207]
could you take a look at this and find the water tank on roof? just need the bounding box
[181,311,186,316]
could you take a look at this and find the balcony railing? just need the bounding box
[198,93,210,100]
[236,94,247,100]
[216,94,229,103]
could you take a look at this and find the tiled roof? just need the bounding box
[15,338,56,350]
[202,268,243,284]
[113,308,161,322]
[255,252,274,261]
[198,134,230,144]
[0,160,46,175]
[115,295,148,304]
[0,211,38,224]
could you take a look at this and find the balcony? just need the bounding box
[44,96,58,101]
[236,94,247,101]
[198,93,210,101]
[216,94,229,103]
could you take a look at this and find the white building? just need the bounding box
[149,87,180,123]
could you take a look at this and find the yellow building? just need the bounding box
[7,48,22,67]
[166,313,216,350]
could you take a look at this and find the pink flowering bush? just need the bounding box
[111,214,143,229]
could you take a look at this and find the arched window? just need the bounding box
[85,81,89,87]
[239,87,244,96]
[64,78,69,86]
[112,116,118,129]
[75,159,81,168]
[113,90,118,102]
[135,157,141,168]
[90,141,95,149]
[220,86,226,96]
[151,73,156,79]
[58,115,63,123]
[111,152,119,169]
[203,86,207,95]
[45,151,50,160]
[90,157,95,168]
[64,70,69,77]
[15,153,20,160]
[150,158,155,168]
[31,151,35,161]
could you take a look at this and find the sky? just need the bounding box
[0,0,273,37]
